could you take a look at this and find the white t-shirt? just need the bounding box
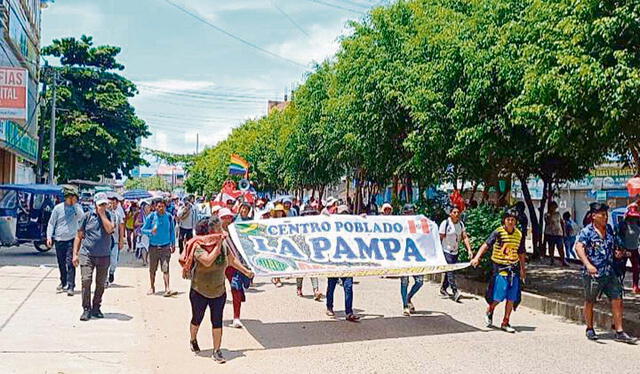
[439,218,465,254]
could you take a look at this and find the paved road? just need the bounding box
[0,245,638,374]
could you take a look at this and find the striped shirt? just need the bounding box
[485,226,525,265]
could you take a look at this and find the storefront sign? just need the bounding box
[0,67,28,123]
[0,120,38,162]
[229,215,468,278]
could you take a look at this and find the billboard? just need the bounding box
[229,214,469,278]
[0,67,28,123]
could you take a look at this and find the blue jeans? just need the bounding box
[326,277,353,315]
[564,236,576,259]
[401,275,424,307]
[55,239,76,289]
[441,252,459,292]
[109,242,119,276]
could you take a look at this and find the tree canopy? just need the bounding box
[40,35,150,182]
[183,0,640,235]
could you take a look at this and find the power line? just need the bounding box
[300,0,365,14]
[138,84,272,101]
[138,85,266,103]
[271,0,310,37]
[162,0,307,68]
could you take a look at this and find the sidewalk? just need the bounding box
[428,260,640,336]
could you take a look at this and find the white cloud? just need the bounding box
[184,129,232,149]
[179,0,271,21]
[143,130,169,151]
[267,19,350,65]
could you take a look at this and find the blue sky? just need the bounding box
[41,0,384,157]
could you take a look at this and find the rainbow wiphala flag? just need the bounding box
[229,154,250,175]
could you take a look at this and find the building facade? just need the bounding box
[512,164,636,226]
[0,0,43,184]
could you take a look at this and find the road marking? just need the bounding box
[0,267,53,333]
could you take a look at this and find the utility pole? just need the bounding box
[48,69,57,184]
[196,132,199,153]
[36,64,48,183]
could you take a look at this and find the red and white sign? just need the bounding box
[0,67,28,123]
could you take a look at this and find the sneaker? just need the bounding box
[67,288,74,297]
[452,290,461,302]
[56,283,65,293]
[80,310,91,321]
[484,312,493,327]
[585,328,598,341]
[439,288,449,297]
[229,319,243,328]
[108,273,114,284]
[614,331,638,344]
[212,350,226,364]
[326,309,335,317]
[91,308,104,318]
[403,307,411,316]
[501,323,516,333]
[190,339,200,353]
[407,302,415,313]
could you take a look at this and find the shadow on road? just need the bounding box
[240,313,481,349]
[103,312,134,321]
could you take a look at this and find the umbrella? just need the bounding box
[123,189,152,200]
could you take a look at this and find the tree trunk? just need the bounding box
[519,174,541,258]
[346,177,350,202]
[470,180,479,203]
[537,177,550,257]
[392,175,399,202]
[631,144,640,175]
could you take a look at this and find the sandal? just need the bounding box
[147,289,155,296]
[314,291,323,301]
[163,291,172,297]
[346,314,360,322]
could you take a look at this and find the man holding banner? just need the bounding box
[228,203,467,322]
[326,205,360,322]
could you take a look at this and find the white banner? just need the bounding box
[229,214,469,278]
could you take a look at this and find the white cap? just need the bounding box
[94,192,109,206]
[382,203,393,211]
[218,208,234,218]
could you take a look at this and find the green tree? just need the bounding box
[40,35,150,182]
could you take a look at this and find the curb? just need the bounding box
[425,274,640,337]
